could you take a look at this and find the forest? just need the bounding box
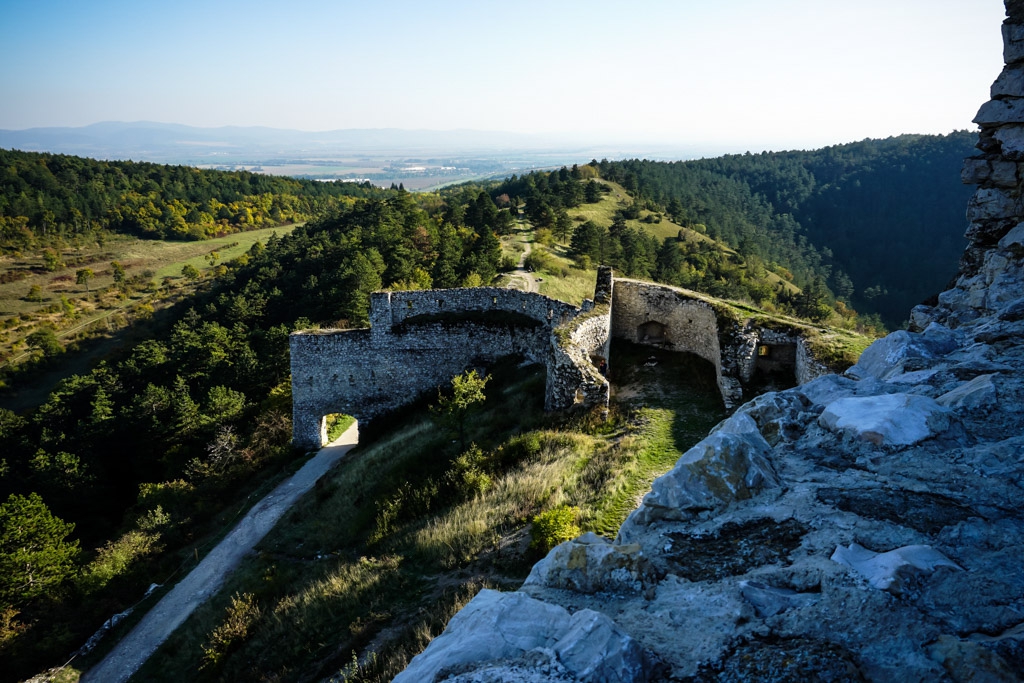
[0,149,378,250]
[0,187,511,679]
[592,132,977,325]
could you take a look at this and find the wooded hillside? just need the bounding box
[0,149,376,249]
[595,133,977,325]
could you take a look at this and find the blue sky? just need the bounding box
[0,0,1008,150]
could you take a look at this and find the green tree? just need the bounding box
[553,211,573,243]
[0,493,80,605]
[25,285,44,302]
[42,248,62,272]
[75,267,94,292]
[182,264,201,280]
[431,370,490,451]
[26,327,62,358]
[112,260,127,290]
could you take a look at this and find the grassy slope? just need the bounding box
[0,225,298,320]
[134,344,726,682]
[0,225,297,404]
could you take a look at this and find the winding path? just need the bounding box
[81,423,360,683]
[505,226,539,294]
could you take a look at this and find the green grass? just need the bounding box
[325,414,356,443]
[0,225,298,391]
[0,225,298,318]
[589,340,725,536]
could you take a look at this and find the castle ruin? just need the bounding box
[290,267,830,449]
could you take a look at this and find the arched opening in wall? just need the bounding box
[637,320,668,344]
[320,413,359,448]
[751,343,797,393]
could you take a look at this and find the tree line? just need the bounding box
[0,149,379,250]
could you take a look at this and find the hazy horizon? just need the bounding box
[0,0,1006,152]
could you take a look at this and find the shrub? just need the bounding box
[201,592,261,670]
[530,505,580,553]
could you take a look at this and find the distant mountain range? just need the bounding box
[0,121,706,165]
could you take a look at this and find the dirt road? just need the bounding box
[505,232,539,294]
[81,423,359,683]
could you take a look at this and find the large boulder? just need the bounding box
[394,589,646,683]
[618,429,778,537]
[523,532,654,594]
[846,325,960,382]
[818,393,954,446]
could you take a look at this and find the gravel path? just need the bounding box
[506,234,540,294]
[81,423,359,683]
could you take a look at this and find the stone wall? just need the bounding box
[610,279,825,409]
[292,268,832,448]
[611,278,728,396]
[291,280,612,450]
[913,2,1024,329]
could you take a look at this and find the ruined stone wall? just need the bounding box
[374,287,581,331]
[611,278,725,385]
[291,283,611,450]
[610,279,829,408]
[914,2,1024,329]
[795,337,832,384]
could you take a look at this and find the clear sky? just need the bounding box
[0,0,1008,150]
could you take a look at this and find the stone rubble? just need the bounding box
[396,3,1024,680]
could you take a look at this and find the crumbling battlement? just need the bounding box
[611,279,829,409]
[290,268,615,450]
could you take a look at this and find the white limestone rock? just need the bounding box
[395,589,645,683]
[937,374,998,410]
[991,64,1024,97]
[955,435,1024,481]
[975,97,1024,125]
[738,580,819,618]
[909,304,946,332]
[394,590,569,683]
[1004,21,1024,63]
[523,532,652,594]
[993,124,1024,160]
[715,391,811,446]
[818,393,953,446]
[553,608,645,683]
[997,221,1024,250]
[846,327,958,382]
[966,187,1018,221]
[831,543,963,595]
[798,373,897,408]
[927,635,1021,683]
[619,430,778,530]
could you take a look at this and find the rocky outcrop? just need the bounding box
[395,4,1024,681]
[913,0,1024,330]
